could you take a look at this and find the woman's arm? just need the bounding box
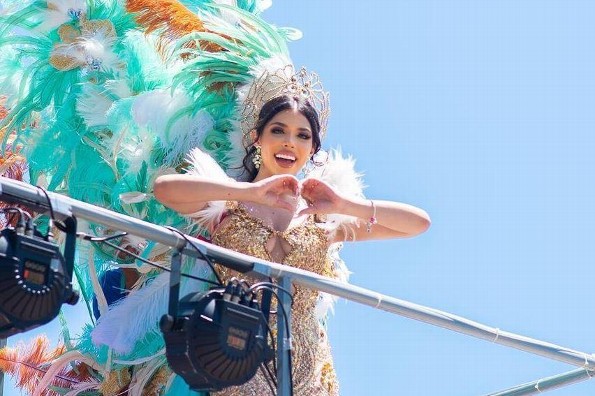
[299,178,430,242]
[153,173,300,214]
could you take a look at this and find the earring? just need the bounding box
[302,159,315,176]
[252,145,262,169]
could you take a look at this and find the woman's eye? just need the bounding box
[299,133,312,140]
[271,128,284,134]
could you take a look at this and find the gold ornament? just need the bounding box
[241,65,330,143]
[49,17,117,71]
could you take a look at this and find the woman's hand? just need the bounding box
[298,178,344,216]
[252,174,300,211]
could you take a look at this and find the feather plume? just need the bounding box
[63,380,101,396]
[33,350,105,396]
[127,355,167,396]
[307,149,364,319]
[132,89,215,166]
[309,147,366,234]
[126,0,213,45]
[91,260,210,354]
[37,0,88,33]
[0,335,95,396]
[75,83,115,128]
[184,147,232,232]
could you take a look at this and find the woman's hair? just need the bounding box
[242,95,322,180]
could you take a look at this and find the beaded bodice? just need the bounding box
[211,203,334,277]
[210,202,339,396]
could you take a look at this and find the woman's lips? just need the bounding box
[275,152,297,168]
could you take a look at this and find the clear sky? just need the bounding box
[5,1,595,395]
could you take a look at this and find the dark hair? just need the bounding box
[242,95,322,180]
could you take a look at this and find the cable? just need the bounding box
[36,186,68,233]
[249,282,294,306]
[252,285,294,396]
[165,226,224,286]
[77,231,220,286]
[259,363,277,395]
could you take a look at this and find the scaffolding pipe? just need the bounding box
[487,367,594,396]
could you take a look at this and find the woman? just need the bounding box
[154,82,430,395]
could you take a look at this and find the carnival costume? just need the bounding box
[0,0,365,394]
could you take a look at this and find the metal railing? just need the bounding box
[1,176,594,396]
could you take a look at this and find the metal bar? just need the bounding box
[2,176,595,393]
[253,260,595,371]
[0,177,257,274]
[276,276,293,396]
[487,368,594,395]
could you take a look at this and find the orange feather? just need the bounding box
[0,335,94,395]
[126,0,224,53]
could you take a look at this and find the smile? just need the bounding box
[274,152,297,168]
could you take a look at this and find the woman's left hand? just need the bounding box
[298,178,344,216]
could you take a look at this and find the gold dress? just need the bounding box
[210,203,339,396]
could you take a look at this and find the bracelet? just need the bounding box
[366,200,378,233]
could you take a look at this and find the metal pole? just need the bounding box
[276,276,293,396]
[0,177,257,274]
[253,260,595,371]
[487,367,594,396]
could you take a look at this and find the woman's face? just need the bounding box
[254,108,315,179]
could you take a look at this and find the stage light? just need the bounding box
[0,210,79,337]
[160,281,273,391]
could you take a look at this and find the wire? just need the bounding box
[259,363,277,395]
[249,282,294,306]
[77,231,220,286]
[36,186,68,233]
[165,226,224,286]
[251,284,294,396]
[1,207,23,230]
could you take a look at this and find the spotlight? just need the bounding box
[0,211,79,337]
[160,280,273,391]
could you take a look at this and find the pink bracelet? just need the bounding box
[366,200,378,233]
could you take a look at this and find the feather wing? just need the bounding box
[91,258,211,354]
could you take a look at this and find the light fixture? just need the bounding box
[0,210,79,337]
[160,252,273,391]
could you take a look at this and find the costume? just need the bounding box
[0,0,364,394]
[205,202,338,395]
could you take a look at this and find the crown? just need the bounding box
[240,65,330,143]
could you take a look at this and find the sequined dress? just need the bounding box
[210,203,339,396]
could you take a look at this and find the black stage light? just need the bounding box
[0,214,79,337]
[160,280,273,391]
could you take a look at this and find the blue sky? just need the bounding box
[5,1,595,395]
[265,1,595,395]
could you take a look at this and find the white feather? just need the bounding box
[63,382,100,396]
[76,84,114,127]
[104,79,133,99]
[132,90,214,166]
[127,355,166,396]
[33,350,105,396]
[119,192,150,204]
[183,148,234,231]
[91,260,210,354]
[77,32,120,72]
[308,149,364,319]
[37,0,88,33]
[309,147,366,234]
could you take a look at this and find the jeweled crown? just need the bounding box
[240,65,330,143]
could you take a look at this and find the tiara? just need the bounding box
[240,65,330,143]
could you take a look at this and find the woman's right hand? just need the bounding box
[251,174,300,211]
